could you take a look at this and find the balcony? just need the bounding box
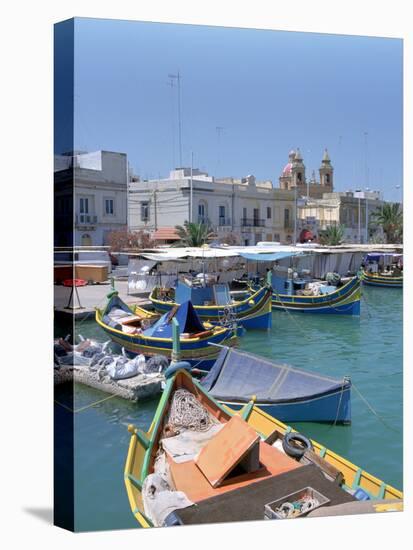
[218,217,231,227]
[241,218,265,228]
[76,214,98,225]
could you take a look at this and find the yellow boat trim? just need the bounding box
[150,285,269,311]
[246,405,402,500]
[96,309,230,343]
[125,390,402,528]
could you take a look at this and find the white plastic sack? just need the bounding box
[106,354,146,380]
[142,473,193,527]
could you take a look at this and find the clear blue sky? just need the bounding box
[69,18,403,200]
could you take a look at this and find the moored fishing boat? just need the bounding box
[96,292,238,370]
[270,273,361,315]
[361,253,403,288]
[150,280,273,330]
[125,368,402,528]
[200,346,351,424]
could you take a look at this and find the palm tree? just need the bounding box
[174,221,215,247]
[319,224,345,246]
[371,203,403,244]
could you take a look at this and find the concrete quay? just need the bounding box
[54,279,152,320]
[54,364,164,402]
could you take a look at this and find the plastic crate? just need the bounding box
[264,486,330,520]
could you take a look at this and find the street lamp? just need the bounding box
[190,151,193,223]
[355,189,361,244]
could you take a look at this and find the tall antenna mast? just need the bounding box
[167,77,176,168]
[168,72,183,167]
[364,131,369,188]
[216,126,224,172]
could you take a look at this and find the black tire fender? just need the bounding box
[282,432,313,459]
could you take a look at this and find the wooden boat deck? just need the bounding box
[172,463,356,525]
[168,440,302,503]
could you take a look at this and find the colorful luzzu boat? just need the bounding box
[270,274,361,315]
[361,253,403,288]
[200,346,351,424]
[361,271,403,288]
[150,281,273,330]
[95,292,238,370]
[124,368,402,528]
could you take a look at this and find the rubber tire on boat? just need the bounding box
[282,432,313,459]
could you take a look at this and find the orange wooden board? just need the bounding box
[169,441,302,502]
[195,415,260,488]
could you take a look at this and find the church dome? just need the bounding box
[282,163,292,175]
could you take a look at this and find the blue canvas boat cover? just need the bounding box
[144,300,205,338]
[201,347,349,404]
[365,253,402,262]
[239,251,302,262]
[102,293,135,317]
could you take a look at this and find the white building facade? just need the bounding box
[54,150,128,246]
[297,191,386,243]
[129,168,297,245]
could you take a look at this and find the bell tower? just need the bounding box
[319,148,333,191]
[291,147,306,189]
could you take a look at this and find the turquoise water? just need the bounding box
[56,285,402,531]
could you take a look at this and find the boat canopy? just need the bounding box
[365,253,403,262]
[144,301,205,338]
[201,347,349,403]
[238,251,303,262]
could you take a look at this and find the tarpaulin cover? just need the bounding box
[365,253,402,262]
[144,301,205,338]
[201,347,349,404]
[102,293,135,317]
[239,251,302,262]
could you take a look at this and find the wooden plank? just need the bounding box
[302,449,344,484]
[195,415,260,488]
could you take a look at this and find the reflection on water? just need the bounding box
[60,285,402,531]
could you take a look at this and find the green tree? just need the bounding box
[319,224,345,246]
[371,203,403,244]
[174,221,215,247]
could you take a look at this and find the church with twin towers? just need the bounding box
[279,148,334,199]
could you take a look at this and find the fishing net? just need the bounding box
[144,354,169,374]
[164,389,217,433]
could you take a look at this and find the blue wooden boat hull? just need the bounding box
[201,347,352,424]
[272,276,361,315]
[219,386,351,424]
[150,285,273,329]
[362,271,403,288]
[96,321,237,370]
[95,297,238,371]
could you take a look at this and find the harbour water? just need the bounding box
[56,285,402,531]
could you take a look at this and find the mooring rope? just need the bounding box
[325,378,350,430]
[54,392,120,414]
[360,288,377,318]
[74,294,109,331]
[273,290,314,342]
[352,382,401,433]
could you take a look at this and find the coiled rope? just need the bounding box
[165,389,216,432]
